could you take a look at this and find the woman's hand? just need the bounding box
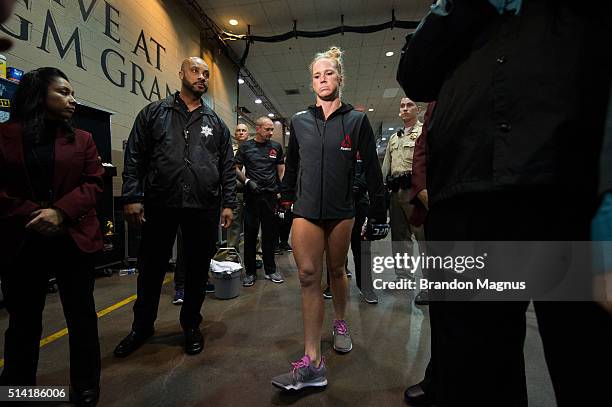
[26,208,65,236]
[124,203,145,228]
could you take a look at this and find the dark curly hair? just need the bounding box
[10,67,75,144]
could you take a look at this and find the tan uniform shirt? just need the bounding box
[382,121,423,177]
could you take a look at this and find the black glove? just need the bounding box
[353,175,367,196]
[361,217,390,241]
[276,201,293,220]
[385,175,399,193]
[245,179,261,194]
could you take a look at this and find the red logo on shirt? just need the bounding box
[268,148,277,159]
[340,134,352,151]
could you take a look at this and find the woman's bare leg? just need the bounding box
[292,218,325,366]
[325,219,354,321]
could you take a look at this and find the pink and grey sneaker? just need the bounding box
[333,319,352,353]
[271,355,327,390]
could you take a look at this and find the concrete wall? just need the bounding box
[2,0,237,195]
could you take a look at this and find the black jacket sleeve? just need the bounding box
[397,0,494,102]
[122,106,151,204]
[280,121,299,201]
[218,119,237,209]
[358,115,386,220]
[600,86,612,196]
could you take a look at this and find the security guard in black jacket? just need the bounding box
[398,2,612,406]
[236,116,285,286]
[115,57,236,358]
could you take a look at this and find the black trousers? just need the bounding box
[174,226,185,290]
[426,191,612,407]
[278,211,292,244]
[244,193,277,276]
[133,207,218,332]
[0,233,100,393]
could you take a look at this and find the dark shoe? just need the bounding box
[323,287,332,299]
[184,328,204,355]
[274,245,283,255]
[255,259,263,269]
[113,330,153,358]
[172,288,184,305]
[265,271,284,283]
[404,383,434,406]
[205,282,215,293]
[279,242,292,252]
[242,274,256,287]
[414,290,429,306]
[360,288,379,304]
[74,388,100,407]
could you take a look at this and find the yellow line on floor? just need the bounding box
[0,274,173,368]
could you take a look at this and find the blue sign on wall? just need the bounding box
[0,77,17,123]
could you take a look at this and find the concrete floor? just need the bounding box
[0,251,556,407]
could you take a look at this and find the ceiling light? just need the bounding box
[368,108,374,112]
[382,137,387,141]
[254,98,262,104]
[238,78,245,84]
[285,131,290,136]
[229,19,239,26]
[268,113,274,118]
[385,51,394,57]
[388,127,394,131]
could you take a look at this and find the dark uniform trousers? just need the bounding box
[390,187,425,275]
[350,201,369,290]
[426,190,612,407]
[278,208,292,245]
[244,192,277,276]
[133,206,218,332]
[0,234,100,393]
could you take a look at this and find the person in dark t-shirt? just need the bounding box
[235,116,285,286]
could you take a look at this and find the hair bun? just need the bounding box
[327,46,343,60]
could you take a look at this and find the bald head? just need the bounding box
[255,117,274,142]
[179,57,210,96]
[181,57,205,72]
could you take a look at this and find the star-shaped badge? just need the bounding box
[201,125,213,137]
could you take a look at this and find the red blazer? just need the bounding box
[409,102,435,227]
[0,122,104,255]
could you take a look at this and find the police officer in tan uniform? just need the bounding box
[382,97,425,278]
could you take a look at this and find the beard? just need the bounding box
[182,77,207,96]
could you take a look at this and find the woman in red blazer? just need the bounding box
[0,67,103,407]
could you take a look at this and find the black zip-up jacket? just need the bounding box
[281,103,385,220]
[397,0,611,209]
[122,92,236,210]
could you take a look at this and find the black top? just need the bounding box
[122,92,237,210]
[24,121,57,205]
[398,0,611,208]
[235,138,284,193]
[281,103,385,220]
